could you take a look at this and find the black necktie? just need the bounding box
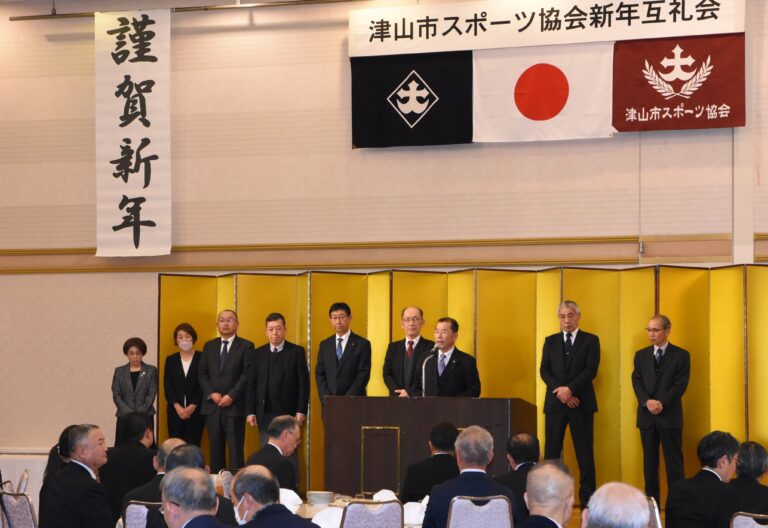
[655,348,662,366]
[272,347,279,354]
[565,333,574,356]
[219,340,229,372]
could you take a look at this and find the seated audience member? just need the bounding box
[581,482,648,528]
[729,441,768,514]
[38,424,78,528]
[230,465,320,528]
[160,467,226,528]
[39,424,112,528]
[423,425,524,528]
[666,431,740,528]
[147,444,237,528]
[100,412,157,523]
[123,437,186,509]
[518,460,574,528]
[496,432,540,518]
[245,415,301,491]
[400,422,460,503]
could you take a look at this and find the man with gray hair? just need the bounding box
[160,467,225,528]
[245,415,301,491]
[631,314,690,507]
[730,440,768,513]
[40,424,112,528]
[581,482,649,528]
[146,444,237,528]
[540,300,600,506]
[229,465,319,528]
[518,460,574,528]
[423,426,523,528]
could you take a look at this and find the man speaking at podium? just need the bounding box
[415,317,481,398]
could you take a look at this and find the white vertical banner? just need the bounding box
[95,9,171,257]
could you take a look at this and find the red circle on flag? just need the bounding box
[514,63,569,121]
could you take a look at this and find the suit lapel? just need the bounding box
[222,336,241,371]
[642,346,657,388]
[270,347,288,384]
[440,351,460,379]
[338,336,357,371]
[134,363,150,394]
[392,339,405,373]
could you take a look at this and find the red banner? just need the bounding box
[613,33,745,132]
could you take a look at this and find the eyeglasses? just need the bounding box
[159,501,180,514]
[402,317,422,323]
[646,327,664,333]
[330,315,348,322]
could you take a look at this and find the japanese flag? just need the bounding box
[473,42,615,142]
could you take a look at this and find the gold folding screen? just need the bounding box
[157,266,765,498]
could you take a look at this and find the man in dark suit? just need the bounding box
[383,306,435,398]
[730,441,768,514]
[123,437,185,509]
[400,422,459,502]
[581,482,649,528]
[518,461,574,528]
[199,309,256,471]
[315,302,372,411]
[422,426,523,528]
[246,313,309,444]
[666,431,740,528]
[160,467,227,528]
[100,412,156,523]
[540,300,599,505]
[631,314,691,506]
[495,432,540,518]
[40,424,112,528]
[230,465,320,528]
[146,444,238,528]
[414,317,481,397]
[245,415,301,491]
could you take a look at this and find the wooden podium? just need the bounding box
[323,396,537,496]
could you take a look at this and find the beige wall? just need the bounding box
[0,0,765,254]
[0,0,766,452]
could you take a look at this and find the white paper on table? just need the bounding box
[280,488,303,513]
[404,501,427,525]
[372,489,398,502]
[312,506,344,528]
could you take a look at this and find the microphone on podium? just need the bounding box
[421,345,439,398]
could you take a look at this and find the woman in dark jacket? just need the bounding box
[39,424,77,526]
[164,323,205,445]
[111,337,158,444]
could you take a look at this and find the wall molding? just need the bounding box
[0,234,747,273]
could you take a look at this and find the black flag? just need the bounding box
[351,51,472,148]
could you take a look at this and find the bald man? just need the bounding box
[582,483,649,528]
[519,460,574,528]
[230,465,319,528]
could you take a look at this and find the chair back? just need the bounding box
[446,495,512,528]
[1,491,38,528]
[647,496,662,528]
[340,500,403,528]
[731,512,768,528]
[123,500,161,528]
[15,472,28,495]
